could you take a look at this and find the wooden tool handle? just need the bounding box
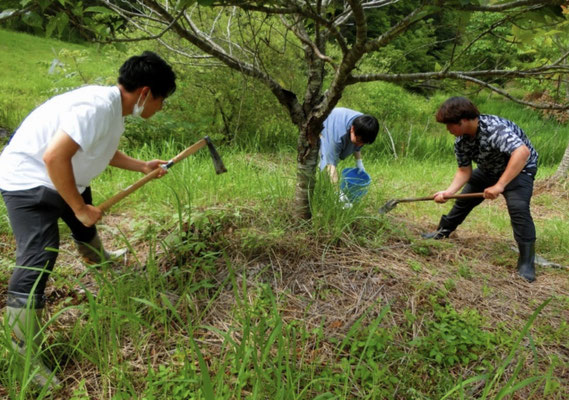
[171,138,207,164]
[98,138,208,213]
[98,168,162,212]
[397,192,484,204]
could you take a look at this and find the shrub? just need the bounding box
[410,305,496,368]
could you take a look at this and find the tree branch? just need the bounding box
[347,68,569,109]
[347,0,368,49]
[0,5,38,22]
[458,0,562,12]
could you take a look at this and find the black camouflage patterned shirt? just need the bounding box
[454,114,538,178]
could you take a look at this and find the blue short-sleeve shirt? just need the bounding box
[319,107,363,171]
[455,114,538,178]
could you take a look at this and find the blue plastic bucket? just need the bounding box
[340,167,371,202]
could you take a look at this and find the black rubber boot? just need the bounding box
[421,228,453,240]
[517,241,536,283]
[421,216,454,239]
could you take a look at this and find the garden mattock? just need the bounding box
[378,192,485,214]
[97,136,227,213]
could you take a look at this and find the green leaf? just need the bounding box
[22,11,43,28]
[72,3,83,17]
[313,393,335,400]
[55,12,69,37]
[131,297,161,310]
[37,0,51,11]
[85,6,115,15]
[197,0,214,5]
[512,25,536,44]
[191,337,215,400]
[45,15,58,37]
[176,0,196,10]
[440,374,488,400]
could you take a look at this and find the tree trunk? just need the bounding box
[552,141,569,181]
[294,129,320,219]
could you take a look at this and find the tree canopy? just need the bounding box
[3,0,569,216]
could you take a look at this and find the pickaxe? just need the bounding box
[378,192,484,214]
[98,136,227,213]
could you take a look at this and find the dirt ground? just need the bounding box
[0,186,568,398]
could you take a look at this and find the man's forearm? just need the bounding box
[109,151,146,172]
[496,146,530,188]
[447,167,472,194]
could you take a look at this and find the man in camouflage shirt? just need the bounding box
[422,97,538,282]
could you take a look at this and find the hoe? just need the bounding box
[98,136,227,212]
[378,192,484,214]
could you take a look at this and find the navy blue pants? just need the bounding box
[439,168,536,243]
[1,186,97,302]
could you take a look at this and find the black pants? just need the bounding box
[439,169,536,243]
[1,186,97,300]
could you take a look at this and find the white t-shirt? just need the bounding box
[0,85,124,193]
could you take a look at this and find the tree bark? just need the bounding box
[553,141,569,181]
[294,129,320,219]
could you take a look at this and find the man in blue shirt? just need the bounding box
[319,107,379,183]
[423,97,538,283]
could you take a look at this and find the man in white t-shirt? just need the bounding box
[0,51,176,389]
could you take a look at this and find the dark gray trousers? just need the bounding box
[439,168,536,243]
[1,186,97,301]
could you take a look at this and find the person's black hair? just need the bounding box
[352,114,379,144]
[436,96,480,124]
[118,51,176,98]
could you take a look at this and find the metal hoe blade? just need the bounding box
[378,199,399,214]
[205,136,228,175]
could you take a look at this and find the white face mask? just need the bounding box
[132,92,149,118]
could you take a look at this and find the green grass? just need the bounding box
[0,28,125,131]
[1,28,568,399]
[2,147,569,398]
[342,82,569,168]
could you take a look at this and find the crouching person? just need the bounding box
[0,51,176,388]
[423,96,538,283]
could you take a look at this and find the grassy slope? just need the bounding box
[0,28,568,399]
[0,29,123,131]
